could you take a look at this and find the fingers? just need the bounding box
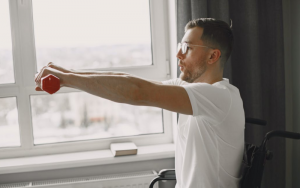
[35,66,46,83]
[35,86,43,91]
[35,62,53,82]
[35,65,51,89]
[47,62,56,70]
[47,62,71,73]
[47,62,57,70]
[35,62,67,92]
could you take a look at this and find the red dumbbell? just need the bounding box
[41,74,60,94]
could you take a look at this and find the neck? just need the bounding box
[193,67,223,84]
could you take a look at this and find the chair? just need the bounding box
[149,118,300,188]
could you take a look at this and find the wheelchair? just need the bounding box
[149,118,300,188]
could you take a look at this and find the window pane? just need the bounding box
[32,0,152,71]
[30,92,163,145]
[0,0,15,84]
[0,97,20,147]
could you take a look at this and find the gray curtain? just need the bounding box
[177,0,286,188]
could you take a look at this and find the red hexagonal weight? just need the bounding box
[41,74,60,94]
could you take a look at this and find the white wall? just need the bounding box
[0,158,176,188]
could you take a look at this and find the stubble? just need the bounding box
[180,61,207,83]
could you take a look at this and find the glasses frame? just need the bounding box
[177,42,214,55]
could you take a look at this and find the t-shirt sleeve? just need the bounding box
[162,78,188,86]
[182,83,232,123]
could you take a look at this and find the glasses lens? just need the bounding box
[182,43,187,54]
[177,43,187,54]
[177,43,181,53]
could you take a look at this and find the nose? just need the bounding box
[176,49,183,60]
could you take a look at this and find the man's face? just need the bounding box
[177,27,209,83]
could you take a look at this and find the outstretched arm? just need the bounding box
[43,62,162,85]
[35,63,192,115]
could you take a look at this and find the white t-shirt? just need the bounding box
[162,78,245,188]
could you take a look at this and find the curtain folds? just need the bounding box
[176,0,286,188]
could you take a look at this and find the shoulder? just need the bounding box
[184,78,239,94]
[183,80,230,97]
[182,79,235,117]
[162,78,188,86]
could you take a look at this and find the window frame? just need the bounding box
[0,0,174,159]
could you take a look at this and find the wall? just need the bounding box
[0,158,176,188]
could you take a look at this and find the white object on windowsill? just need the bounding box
[0,143,174,175]
[110,142,138,157]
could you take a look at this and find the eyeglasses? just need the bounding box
[177,42,214,54]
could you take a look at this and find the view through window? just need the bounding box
[0,0,20,148]
[0,0,15,84]
[0,0,166,151]
[30,0,163,145]
[0,97,20,147]
[33,0,153,70]
[31,92,163,145]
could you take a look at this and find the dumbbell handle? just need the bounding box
[41,74,60,94]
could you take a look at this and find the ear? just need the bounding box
[208,49,222,65]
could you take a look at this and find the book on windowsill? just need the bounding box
[110,142,138,157]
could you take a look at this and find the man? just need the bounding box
[35,18,245,188]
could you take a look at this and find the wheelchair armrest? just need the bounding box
[158,169,176,178]
[149,169,176,188]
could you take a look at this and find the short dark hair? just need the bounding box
[185,18,233,67]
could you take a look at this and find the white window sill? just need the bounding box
[0,143,175,175]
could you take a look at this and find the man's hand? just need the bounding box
[47,62,73,74]
[35,62,65,91]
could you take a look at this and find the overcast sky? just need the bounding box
[0,0,151,49]
[0,0,12,50]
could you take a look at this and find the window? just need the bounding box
[30,93,163,145]
[0,97,20,147]
[0,0,20,149]
[0,0,172,159]
[33,0,153,70]
[0,0,14,84]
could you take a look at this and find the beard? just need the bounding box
[180,62,207,83]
